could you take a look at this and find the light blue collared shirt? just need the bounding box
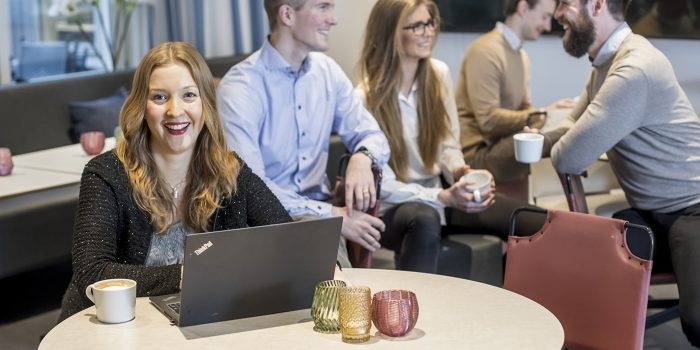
[592,22,632,67]
[217,39,389,218]
[496,22,522,51]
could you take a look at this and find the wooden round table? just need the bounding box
[40,268,563,349]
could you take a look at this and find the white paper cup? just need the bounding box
[460,170,493,203]
[513,133,544,163]
[85,278,137,323]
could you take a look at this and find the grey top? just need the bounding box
[145,222,189,266]
[547,32,700,213]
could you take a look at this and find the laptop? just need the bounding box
[149,217,342,327]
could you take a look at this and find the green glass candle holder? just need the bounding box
[310,280,347,333]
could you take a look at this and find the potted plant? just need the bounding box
[48,0,139,72]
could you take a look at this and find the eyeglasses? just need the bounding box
[402,19,436,36]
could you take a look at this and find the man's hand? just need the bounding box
[344,152,376,215]
[523,126,539,134]
[523,126,552,158]
[332,206,384,252]
[547,98,576,111]
[437,175,495,213]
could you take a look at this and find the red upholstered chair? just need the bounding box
[559,173,680,328]
[505,207,653,350]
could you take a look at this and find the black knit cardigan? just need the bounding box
[59,151,291,321]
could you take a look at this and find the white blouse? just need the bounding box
[355,58,464,222]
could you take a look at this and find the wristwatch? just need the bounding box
[526,108,547,128]
[354,146,377,165]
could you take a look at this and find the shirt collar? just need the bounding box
[260,37,311,75]
[496,22,522,51]
[398,82,418,107]
[592,22,631,67]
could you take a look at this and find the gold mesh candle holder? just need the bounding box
[310,280,347,333]
[338,286,372,343]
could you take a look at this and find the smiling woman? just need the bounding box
[58,41,292,321]
[145,63,204,158]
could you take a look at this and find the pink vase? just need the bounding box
[80,131,106,156]
[371,290,419,337]
[0,147,13,176]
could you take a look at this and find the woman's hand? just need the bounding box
[437,177,495,213]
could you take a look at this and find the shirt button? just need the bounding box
[302,156,307,161]
[317,206,322,210]
[301,132,306,137]
[297,179,301,183]
[298,105,302,110]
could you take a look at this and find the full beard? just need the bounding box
[562,12,596,58]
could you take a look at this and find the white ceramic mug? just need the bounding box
[513,133,544,163]
[85,278,137,323]
[460,170,493,203]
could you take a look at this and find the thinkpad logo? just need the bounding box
[194,241,213,255]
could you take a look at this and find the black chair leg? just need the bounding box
[646,305,680,329]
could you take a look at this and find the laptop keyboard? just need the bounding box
[168,302,181,314]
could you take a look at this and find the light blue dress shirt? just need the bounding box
[217,39,389,218]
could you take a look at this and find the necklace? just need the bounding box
[164,177,187,199]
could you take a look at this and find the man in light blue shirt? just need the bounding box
[217,0,390,265]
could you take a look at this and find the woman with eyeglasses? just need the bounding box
[356,0,544,273]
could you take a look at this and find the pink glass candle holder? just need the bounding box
[371,289,419,337]
[80,131,106,156]
[0,147,13,176]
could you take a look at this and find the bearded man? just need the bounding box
[534,0,700,345]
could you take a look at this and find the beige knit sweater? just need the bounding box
[456,29,540,156]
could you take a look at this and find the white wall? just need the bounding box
[327,0,376,83]
[0,0,12,84]
[432,32,592,108]
[326,0,700,111]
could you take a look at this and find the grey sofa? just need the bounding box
[0,55,245,279]
[0,55,244,155]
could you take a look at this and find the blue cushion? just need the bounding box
[68,87,128,143]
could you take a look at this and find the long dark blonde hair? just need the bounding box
[358,0,450,182]
[116,42,240,233]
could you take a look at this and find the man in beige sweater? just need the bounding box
[455,0,572,200]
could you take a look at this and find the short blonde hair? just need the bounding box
[264,0,307,31]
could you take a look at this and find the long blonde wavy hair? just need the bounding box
[358,0,450,182]
[116,42,240,233]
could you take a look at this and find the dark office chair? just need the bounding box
[559,172,680,329]
[505,207,654,350]
[15,41,69,82]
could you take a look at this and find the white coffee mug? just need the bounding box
[460,170,493,203]
[513,133,544,163]
[85,278,137,323]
